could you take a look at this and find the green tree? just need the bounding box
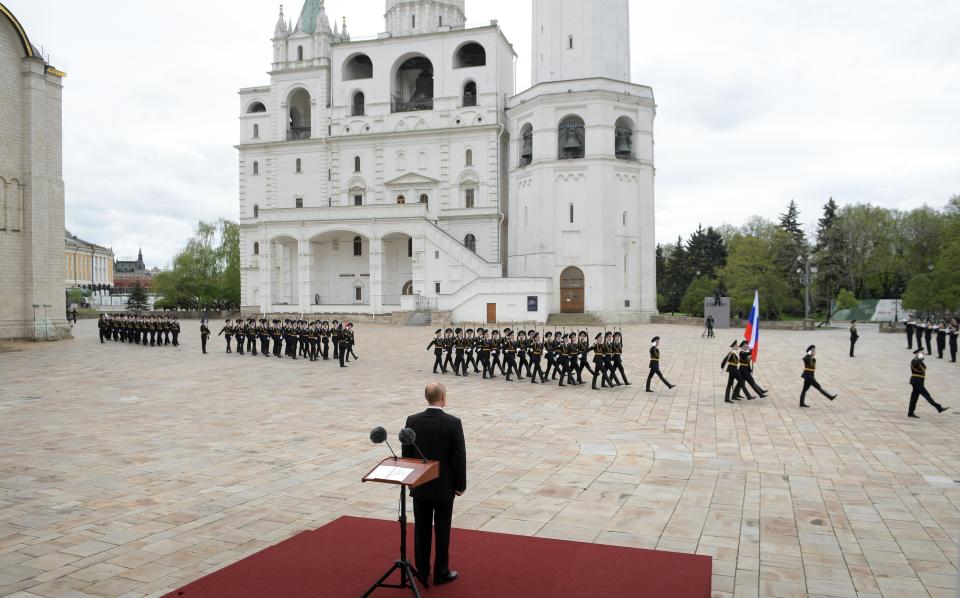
[720,234,800,319]
[658,237,691,312]
[152,219,240,310]
[835,288,858,311]
[813,198,844,310]
[686,225,727,280]
[680,276,718,317]
[126,281,149,312]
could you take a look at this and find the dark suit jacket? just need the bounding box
[402,408,467,501]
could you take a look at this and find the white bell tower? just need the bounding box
[531,0,631,85]
[506,0,657,321]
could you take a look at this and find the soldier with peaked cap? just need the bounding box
[440,327,453,373]
[305,321,318,361]
[452,327,467,376]
[611,331,629,386]
[344,322,357,361]
[908,348,949,418]
[271,319,282,357]
[924,319,933,355]
[337,322,352,367]
[503,329,521,381]
[231,319,243,355]
[542,331,556,380]
[720,340,745,403]
[528,331,546,383]
[331,319,342,360]
[478,328,494,378]
[489,329,503,375]
[465,328,480,373]
[172,316,181,347]
[258,318,270,356]
[515,330,529,380]
[218,318,233,353]
[576,331,594,385]
[246,318,258,356]
[427,328,447,374]
[737,340,766,397]
[320,320,331,360]
[799,345,836,407]
[200,318,210,354]
[591,333,611,389]
[935,320,947,359]
[603,331,621,386]
[948,319,958,362]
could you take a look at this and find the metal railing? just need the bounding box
[287,127,311,140]
[392,96,433,113]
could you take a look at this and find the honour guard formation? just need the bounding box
[426,326,631,390]
[217,318,358,367]
[97,313,181,347]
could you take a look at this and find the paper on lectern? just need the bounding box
[369,465,414,482]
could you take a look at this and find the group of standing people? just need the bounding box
[97,313,181,347]
[425,327,630,389]
[904,317,959,362]
[206,318,357,367]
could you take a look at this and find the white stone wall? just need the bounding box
[0,14,69,340]
[385,0,465,36]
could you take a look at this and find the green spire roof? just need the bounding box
[295,0,323,34]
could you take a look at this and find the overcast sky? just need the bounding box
[8,0,959,267]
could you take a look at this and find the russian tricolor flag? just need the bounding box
[743,291,760,362]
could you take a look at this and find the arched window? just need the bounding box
[247,102,266,113]
[288,88,312,140]
[520,123,533,166]
[558,115,585,160]
[454,42,486,68]
[438,15,442,26]
[297,45,304,61]
[465,149,473,166]
[411,14,416,28]
[253,242,260,255]
[569,203,574,223]
[343,53,373,80]
[403,280,414,295]
[397,195,406,204]
[353,236,363,256]
[295,158,302,173]
[462,81,477,107]
[252,161,259,175]
[622,211,628,226]
[393,55,434,112]
[407,238,413,257]
[464,234,476,253]
[352,91,365,116]
[253,204,259,218]
[354,156,361,173]
[568,36,574,49]
[253,124,259,138]
[615,116,634,160]
[419,193,428,204]
[465,188,475,208]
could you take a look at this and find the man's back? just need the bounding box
[403,409,466,501]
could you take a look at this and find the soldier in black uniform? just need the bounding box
[908,349,948,417]
[218,318,233,353]
[915,319,925,351]
[503,329,520,381]
[591,333,611,389]
[904,316,914,350]
[924,320,933,355]
[427,329,446,373]
[574,331,593,385]
[320,321,331,360]
[646,336,675,392]
[516,330,529,380]
[611,331,629,386]
[272,319,283,357]
[331,320,341,360]
[737,341,766,398]
[478,329,494,379]
[200,319,210,354]
[529,332,546,383]
[935,321,946,359]
[948,320,958,363]
[799,345,836,407]
[603,331,621,386]
[259,319,270,356]
[337,323,351,367]
[452,328,467,376]
[721,341,745,403]
[849,320,858,357]
[246,318,258,356]
[98,314,107,343]
[489,330,503,376]
[464,329,479,373]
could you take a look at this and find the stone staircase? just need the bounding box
[406,311,432,326]
[546,312,605,327]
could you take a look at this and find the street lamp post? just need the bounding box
[796,255,818,320]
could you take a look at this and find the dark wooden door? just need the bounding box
[560,267,584,313]
[486,303,497,323]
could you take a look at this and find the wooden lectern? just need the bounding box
[361,458,439,598]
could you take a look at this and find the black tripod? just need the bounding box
[362,484,428,597]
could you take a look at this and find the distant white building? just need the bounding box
[238,0,656,323]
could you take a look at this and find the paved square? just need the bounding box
[1,320,958,597]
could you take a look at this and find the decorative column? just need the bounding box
[259,238,272,315]
[298,237,313,313]
[368,236,384,315]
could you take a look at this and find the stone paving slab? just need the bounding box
[0,320,957,597]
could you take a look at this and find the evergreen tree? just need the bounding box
[686,224,728,280]
[779,199,806,247]
[126,281,149,312]
[813,197,844,310]
[662,236,691,312]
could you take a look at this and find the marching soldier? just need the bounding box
[98,314,107,343]
[908,349,949,418]
[172,316,181,347]
[904,315,914,350]
[737,341,767,397]
[503,329,520,381]
[346,322,359,361]
[924,320,933,355]
[591,333,611,389]
[259,319,270,357]
[331,320,341,360]
[337,322,352,367]
[611,331,629,386]
[200,319,210,354]
[218,318,233,353]
[320,321,331,360]
[516,330,529,380]
[646,336,675,392]
[529,331,546,383]
[452,328,467,376]
[721,340,746,403]
[234,319,245,355]
[272,319,284,357]
[799,345,837,408]
[935,321,946,359]
[948,319,958,363]
[427,329,447,374]
[603,331,621,386]
[479,329,494,379]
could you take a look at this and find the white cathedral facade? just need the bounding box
[238,0,656,323]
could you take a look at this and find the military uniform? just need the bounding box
[799,345,836,407]
[737,342,766,397]
[218,320,233,353]
[908,350,948,417]
[645,337,674,392]
[200,321,210,354]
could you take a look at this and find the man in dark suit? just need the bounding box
[402,382,467,586]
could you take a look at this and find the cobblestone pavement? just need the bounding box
[1,320,958,598]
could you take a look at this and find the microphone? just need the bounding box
[398,427,427,463]
[369,426,398,460]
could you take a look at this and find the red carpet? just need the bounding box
[165,516,711,597]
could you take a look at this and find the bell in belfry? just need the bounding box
[615,127,632,154]
[561,125,581,150]
[521,133,533,158]
[411,71,434,101]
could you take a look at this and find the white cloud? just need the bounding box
[7,0,959,265]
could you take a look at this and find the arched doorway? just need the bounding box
[560,266,584,313]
